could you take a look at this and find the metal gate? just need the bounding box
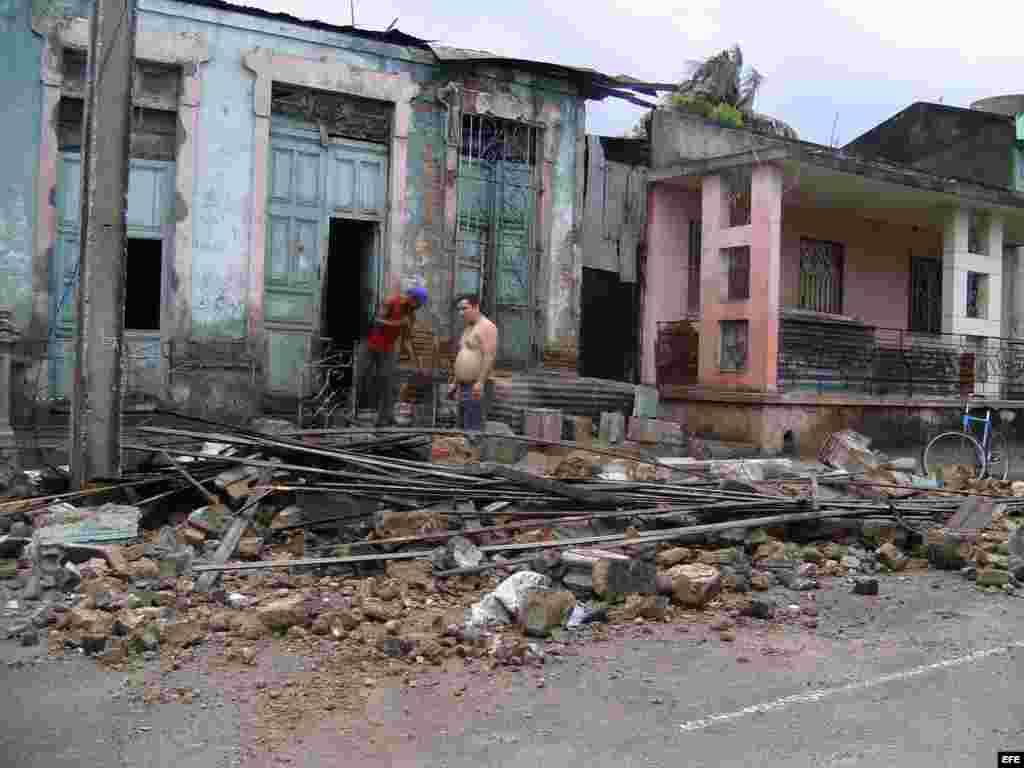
[455,113,541,368]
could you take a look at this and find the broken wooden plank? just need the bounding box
[194,489,271,592]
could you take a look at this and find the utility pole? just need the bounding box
[70,0,137,487]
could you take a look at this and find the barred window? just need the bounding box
[799,238,844,314]
[687,219,702,314]
[722,246,750,301]
[720,319,749,371]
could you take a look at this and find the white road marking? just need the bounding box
[679,641,1024,733]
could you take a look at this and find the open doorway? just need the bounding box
[580,267,638,381]
[322,218,380,353]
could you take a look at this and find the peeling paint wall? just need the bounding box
[0,0,41,328]
[5,0,586,416]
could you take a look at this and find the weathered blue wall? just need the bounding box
[0,0,41,329]
[11,0,584,389]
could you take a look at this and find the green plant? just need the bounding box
[710,103,744,129]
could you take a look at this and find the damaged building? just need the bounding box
[644,99,1024,456]
[0,0,668,462]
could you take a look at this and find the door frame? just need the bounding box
[264,121,389,397]
[244,49,419,394]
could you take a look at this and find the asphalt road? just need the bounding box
[3,570,1024,768]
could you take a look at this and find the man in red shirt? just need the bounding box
[355,285,427,425]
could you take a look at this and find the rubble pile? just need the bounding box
[2,422,1023,700]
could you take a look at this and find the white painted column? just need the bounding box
[942,207,1004,396]
[1011,247,1024,338]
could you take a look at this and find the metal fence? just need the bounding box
[778,320,1024,398]
[656,315,1024,400]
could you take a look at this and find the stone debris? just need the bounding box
[2,419,1023,741]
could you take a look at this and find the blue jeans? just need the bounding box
[458,383,483,432]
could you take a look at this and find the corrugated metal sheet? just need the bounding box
[489,371,635,433]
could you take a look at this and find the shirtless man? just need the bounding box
[448,294,498,432]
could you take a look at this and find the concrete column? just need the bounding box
[0,306,18,459]
[941,207,1003,337]
[941,207,1004,397]
[70,0,137,486]
[749,164,783,392]
[696,174,726,386]
[1011,247,1024,337]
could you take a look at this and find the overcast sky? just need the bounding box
[244,0,1023,145]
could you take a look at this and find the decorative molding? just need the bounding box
[30,16,210,393]
[241,48,420,383]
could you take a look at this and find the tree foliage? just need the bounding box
[627,45,797,140]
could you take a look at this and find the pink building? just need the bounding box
[642,109,1024,455]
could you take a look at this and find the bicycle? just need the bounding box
[921,400,1014,483]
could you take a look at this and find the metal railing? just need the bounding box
[778,319,1024,398]
[656,315,1024,400]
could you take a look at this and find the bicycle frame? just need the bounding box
[962,407,993,453]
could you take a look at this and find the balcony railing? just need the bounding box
[778,315,1024,398]
[656,314,1024,399]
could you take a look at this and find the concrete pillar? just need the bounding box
[749,164,784,391]
[941,207,1004,397]
[0,306,19,459]
[1010,247,1024,337]
[941,207,1003,337]
[696,164,783,393]
[70,0,137,486]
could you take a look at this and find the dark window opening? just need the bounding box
[724,166,752,228]
[966,271,989,319]
[723,246,750,300]
[909,255,942,333]
[125,238,162,330]
[687,219,702,314]
[720,319,749,371]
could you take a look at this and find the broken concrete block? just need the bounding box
[159,549,193,578]
[753,539,787,562]
[666,563,722,608]
[926,529,972,571]
[622,594,669,621]
[492,571,551,616]
[656,547,693,568]
[130,558,160,581]
[466,593,512,630]
[361,598,402,623]
[162,621,204,649]
[445,536,483,570]
[746,598,775,619]
[852,577,879,596]
[876,542,907,572]
[255,595,308,630]
[592,558,657,599]
[521,588,577,638]
[68,608,116,636]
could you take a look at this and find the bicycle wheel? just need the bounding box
[922,431,986,484]
[988,430,1010,481]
